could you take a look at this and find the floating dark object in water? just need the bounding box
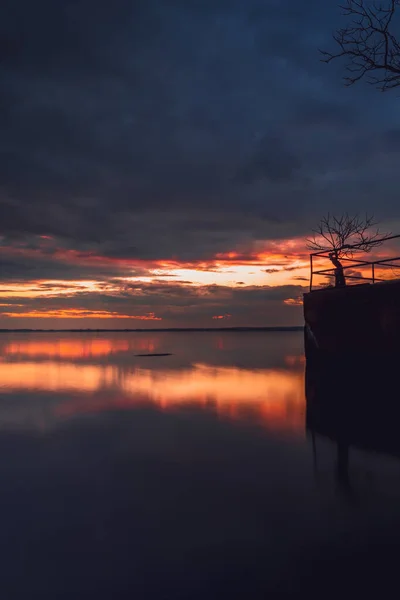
[135,353,172,357]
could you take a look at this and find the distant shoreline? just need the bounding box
[0,326,303,334]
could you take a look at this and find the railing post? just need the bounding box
[310,254,313,292]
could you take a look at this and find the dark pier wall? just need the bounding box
[303,280,400,354]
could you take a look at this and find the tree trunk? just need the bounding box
[329,253,346,287]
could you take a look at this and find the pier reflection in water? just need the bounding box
[303,353,400,596]
[306,354,400,487]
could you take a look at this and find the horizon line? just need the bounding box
[0,326,304,333]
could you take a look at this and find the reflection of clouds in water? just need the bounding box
[0,332,305,435]
[2,337,155,359]
[55,364,305,434]
[0,331,305,370]
[0,363,305,436]
[285,355,306,367]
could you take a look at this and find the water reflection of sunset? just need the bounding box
[3,337,157,358]
[0,359,305,436]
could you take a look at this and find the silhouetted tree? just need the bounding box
[307,214,386,287]
[322,0,400,90]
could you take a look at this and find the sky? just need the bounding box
[1,0,400,328]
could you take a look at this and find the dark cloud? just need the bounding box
[0,0,399,325]
[0,235,148,281]
[290,97,357,129]
[2,0,399,256]
[238,134,302,184]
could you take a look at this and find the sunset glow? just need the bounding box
[2,232,398,326]
[0,236,309,326]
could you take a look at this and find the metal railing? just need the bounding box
[309,234,400,292]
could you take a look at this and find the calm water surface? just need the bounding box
[0,331,399,598]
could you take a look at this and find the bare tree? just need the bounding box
[322,0,400,91]
[307,214,387,287]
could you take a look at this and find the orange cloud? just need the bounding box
[0,309,162,320]
[0,280,110,298]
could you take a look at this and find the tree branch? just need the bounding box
[322,0,400,91]
[307,213,389,257]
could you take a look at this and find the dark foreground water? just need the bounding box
[0,331,400,599]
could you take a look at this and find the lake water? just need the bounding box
[0,330,400,598]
